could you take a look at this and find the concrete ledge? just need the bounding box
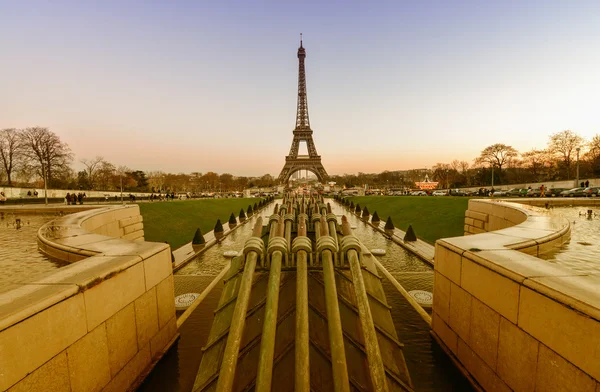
[434,199,600,390]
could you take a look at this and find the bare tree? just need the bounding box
[475,143,518,171]
[0,128,23,186]
[20,127,73,187]
[586,134,600,162]
[95,161,117,190]
[80,156,106,190]
[521,149,551,182]
[547,130,585,180]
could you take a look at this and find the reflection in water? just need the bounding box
[541,206,600,274]
[0,213,68,291]
[140,201,471,391]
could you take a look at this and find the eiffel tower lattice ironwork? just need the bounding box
[277,37,328,184]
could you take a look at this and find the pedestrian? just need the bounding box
[0,191,6,205]
[65,193,70,205]
[540,184,545,197]
[581,181,585,188]
[585,180,590,187]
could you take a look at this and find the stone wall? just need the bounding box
[0,186,150,199]
[0,205,176,391]
[432,199,600,391]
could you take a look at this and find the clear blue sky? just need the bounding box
[2,1,599,176]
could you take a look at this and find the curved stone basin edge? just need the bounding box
[432,199,600,391]
[0,204,177,392]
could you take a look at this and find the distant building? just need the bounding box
[415,174,439,190]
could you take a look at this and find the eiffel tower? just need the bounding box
[277,37,328,184]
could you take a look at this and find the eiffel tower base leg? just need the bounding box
[278,161,328,184]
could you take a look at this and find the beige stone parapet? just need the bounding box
[433,199,600,391]
[0,205,177,391]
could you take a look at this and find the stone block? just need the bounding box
[473,219,485,229]
[0,294,86,391]
[135,287,159,348]
[461,256,520,323]
[468,200,494,216]
[83,262,145,331]
[0,282,79,332]
[112,205,140,221]
[518,287,600,381]
[103,343,151,392]
[469,298,500,370]
[143,249,172,289]
[434,243,462,285]
[465,210,489,222]
[535,344,596,392]
[106,302,138,377]
[465,217,475,226]
[150,316,177,359]
[67,324,111,392]
[433,272,451,323]
[432,311,457,353]
[104,220,121,238]
[471,227,486,234]
[156,275,176,329]
[119,215,143,228]
[7,352,70,392]
[449,283,472,342]
[524,274,600,322]
[122,230,144,241]
[487,215,505,231]
[123,222,144,235]
[497,317,539,392]
[457,338,510,392]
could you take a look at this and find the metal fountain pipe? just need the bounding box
[256,217,287,391]
[310,205,321,241]
[284,213,294,253]
[340,216,389,391]
[343,216,432,326]
[292,216,311,391]
[216,218,265,392]
[317,217,349,392]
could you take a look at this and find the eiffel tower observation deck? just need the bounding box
[278,37,329,184]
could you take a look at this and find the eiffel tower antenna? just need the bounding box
[277,38,329,184]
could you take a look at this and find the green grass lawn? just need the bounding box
[346,196,473,244]
[138,198,263,249]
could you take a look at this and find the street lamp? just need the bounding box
[41,165,48,206]
[491,164,495,196]
[576,147,581,187]
[445,169,449,189]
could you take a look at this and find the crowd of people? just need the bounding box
[65,192,86,205]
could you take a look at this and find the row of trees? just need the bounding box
[2,127,599,192]
[0,127,278,192]
[0,127,152,191]
[0,127,72,188]
[431,130,600,188]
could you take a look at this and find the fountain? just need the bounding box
[187,193,414,391]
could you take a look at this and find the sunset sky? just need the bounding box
[2,1,599,176]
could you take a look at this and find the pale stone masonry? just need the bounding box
[0,205,177,391]
[433,199,600,391]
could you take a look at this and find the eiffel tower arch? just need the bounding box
[278,38,328,184]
